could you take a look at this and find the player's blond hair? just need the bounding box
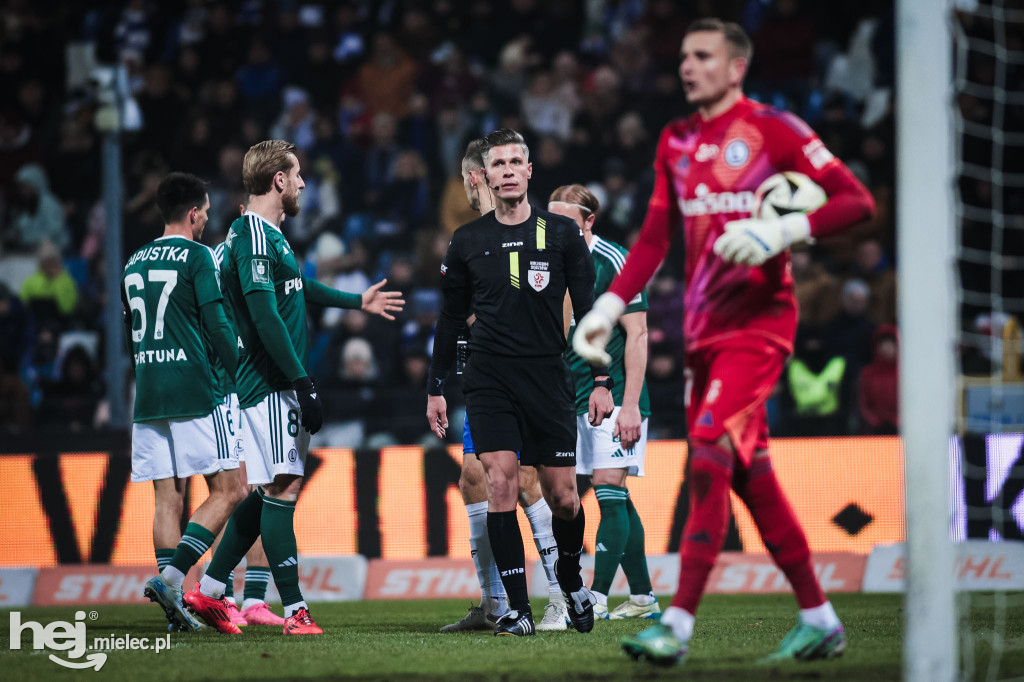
[685,18,753,65]
[242,140,298,196]
[549,184,600,216]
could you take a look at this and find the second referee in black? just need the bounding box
[426,128,611,637]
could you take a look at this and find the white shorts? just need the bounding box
[241,390,310,486]
[575,406,648,477]
[131,409,240,482]
[217,393,247,462]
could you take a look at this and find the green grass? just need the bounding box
[3,594,1022,681]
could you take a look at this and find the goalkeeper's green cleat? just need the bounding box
[761,621,846,663]
[621,623,688,666]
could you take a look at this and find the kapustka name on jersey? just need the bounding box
[134,348,188,365]
[124,245,190,269]
[679,183,756,217]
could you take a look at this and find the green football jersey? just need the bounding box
[122,236,222,421]
[566,235,651,417]
[211,241,236,400]
[221,212,308,408]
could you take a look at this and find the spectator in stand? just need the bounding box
[792,249,840,326]
[19,240,78,323]
[850,238,897,324]
[782,324,851,436]
[0,352,32,434]
[9,163,68,252]
[40,344,103,431]
[522,70,574,141]
[749,0,817,111]
[825,278,877,382]
[0,283,32,373]
[358,33,418,120]
[858,325,899,435]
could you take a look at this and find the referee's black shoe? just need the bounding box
[494,609,536,637]
[555,558,596,633]
[562,585,596,633]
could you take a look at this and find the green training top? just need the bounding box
[565,235,651,417]
[221,212,308,408]
[122,236,222,421]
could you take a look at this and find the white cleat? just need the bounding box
[609,598,662,620]
[535,599,570,631]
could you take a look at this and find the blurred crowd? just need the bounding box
[0,0,900,443]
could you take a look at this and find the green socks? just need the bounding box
[261,496,304,609]
[207,489,265,584]
[169,523,215,576]
[593,485,630,595]
[244,566,271,602]
[622,497,653,595]
[593,486,654,596]
[155,547,175,572]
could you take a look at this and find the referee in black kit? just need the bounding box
[426,128,612,637]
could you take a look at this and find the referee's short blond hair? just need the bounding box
[243,140,298,196]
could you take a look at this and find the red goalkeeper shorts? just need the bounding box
[684,338,787,466]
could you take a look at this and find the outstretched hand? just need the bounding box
[362,279,405,320]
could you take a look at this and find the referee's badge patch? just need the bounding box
[528,260,550,291]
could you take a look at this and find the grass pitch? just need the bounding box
[4,593,1022,680]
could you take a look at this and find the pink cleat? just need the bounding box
[241,601,286,626]
[224,599,247,626]
[283,608,323,635]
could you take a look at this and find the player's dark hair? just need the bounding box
[549,184,600,216]
[243,139,298,195]
[156,172,209,224]
[480,128,530,165]
[685,18,754,65]
[462,139,486,170]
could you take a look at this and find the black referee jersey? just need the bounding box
[430,207,596,378]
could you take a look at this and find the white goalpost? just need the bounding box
[897,0,957,680]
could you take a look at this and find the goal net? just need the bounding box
[952,0,1024,679]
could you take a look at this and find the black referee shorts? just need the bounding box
[462,351,577,467]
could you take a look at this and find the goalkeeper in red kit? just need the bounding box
[573,18,875,666]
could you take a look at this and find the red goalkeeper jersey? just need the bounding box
[608,96,874,353]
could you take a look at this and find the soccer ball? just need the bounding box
[754,172,826,219]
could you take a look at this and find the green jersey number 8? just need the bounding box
[125,270,179,342]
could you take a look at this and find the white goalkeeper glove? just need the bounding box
[712,213,814,267]
[573,292,626,366]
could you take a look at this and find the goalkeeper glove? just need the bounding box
[572,292,626,366]
[712,213,814,267]
[292,376,323,435]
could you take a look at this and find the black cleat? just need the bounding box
[493,609,536,637]
[562,585,596,633]
[554,558,596,634]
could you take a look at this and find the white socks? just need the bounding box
[241,598,265,611]
[592,590,609,607]
[630,592,657,606]
[660,606,695,642]
[160,566,186,588]
[800,601,840,630]
[283,601,307,618]
[467,501,506,613]
[198,574,226,599]
[525,498,559,592]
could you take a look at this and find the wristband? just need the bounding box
[593,377,614,390]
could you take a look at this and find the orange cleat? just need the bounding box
[282,607,323,635]
[183,583,242,634]
[241,601,286,626]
